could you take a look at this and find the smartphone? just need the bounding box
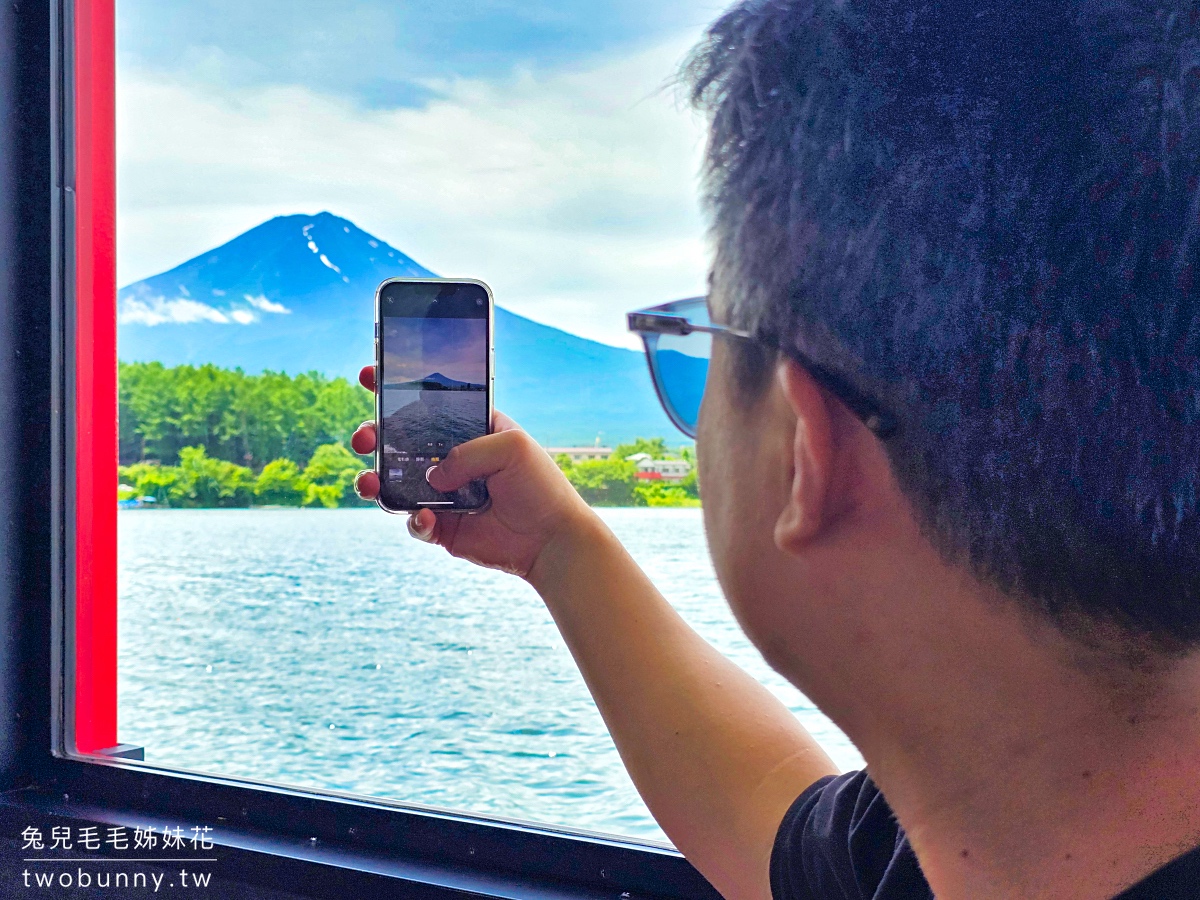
[374,277,494,514]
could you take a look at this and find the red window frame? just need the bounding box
[72,0,117,755]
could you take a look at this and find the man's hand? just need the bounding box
[350,363,596,578]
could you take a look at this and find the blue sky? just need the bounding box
[119,0,716,107]
[117,1,723,346]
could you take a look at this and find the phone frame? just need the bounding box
[373,276,495,515]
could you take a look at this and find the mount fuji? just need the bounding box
[117,212,681,446]
[395,373,485,391]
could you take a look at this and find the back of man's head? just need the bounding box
[688,0,1200,657]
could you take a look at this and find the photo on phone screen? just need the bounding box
[376,279,492,513]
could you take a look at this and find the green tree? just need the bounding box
[254,458,310,507]
[304,442,367,507]
[302,483,344,509]
[634,481,701,508]
[118,361,711,509]
[118,361,373,469]
[553,441,702,507]
[174,446,254,508]
[612,437,672,461]
[119,362,175,462]
[557,457,639,506]
[677,467,700,500]
[119,461,182,504]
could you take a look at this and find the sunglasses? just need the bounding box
[626,296,900,440]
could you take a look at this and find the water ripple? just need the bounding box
[118,508,862,844]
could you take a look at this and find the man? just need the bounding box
[354,1,1200,897]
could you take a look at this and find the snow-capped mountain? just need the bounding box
[393,373,485,391]
[117,212,680,446]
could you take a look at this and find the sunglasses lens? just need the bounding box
[653,330,711,436]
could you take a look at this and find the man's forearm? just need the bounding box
[528,512,838,900]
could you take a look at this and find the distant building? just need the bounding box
[631,457,692,481]
[547,446,613,463]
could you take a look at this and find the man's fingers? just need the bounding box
[407,509,436,541]
[491,409,521,434]
[407,509,463,556]
[356,406,527,499]
[354,470,380,500]
[351,421,376,455]
[426,430,535,492]
[359,364,377,393]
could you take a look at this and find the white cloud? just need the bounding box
[244,294,291,314]
[119,296,232,326]
[116,31,711,347]
[118,292,293,326]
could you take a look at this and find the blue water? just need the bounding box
[117,508,863,844]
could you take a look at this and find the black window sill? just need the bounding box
[0,758,720,899]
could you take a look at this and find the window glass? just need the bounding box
[115,0,864,843]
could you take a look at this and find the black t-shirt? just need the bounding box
[770,770,1200,899]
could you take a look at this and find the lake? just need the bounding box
[117,507,864,845]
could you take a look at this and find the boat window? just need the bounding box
[88,0,868,845]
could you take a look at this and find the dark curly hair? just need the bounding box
[687,0,1200,657]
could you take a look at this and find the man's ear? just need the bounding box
[774,358,834,554]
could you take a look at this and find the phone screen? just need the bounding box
[377,280,491,512]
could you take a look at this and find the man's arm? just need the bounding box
[528,511,838,900]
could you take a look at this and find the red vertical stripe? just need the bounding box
[74,0,118,755]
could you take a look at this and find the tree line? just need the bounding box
[119,362,373,508]
[118,362,699,509]
[120,361,373,469]
[554,438,700,508]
